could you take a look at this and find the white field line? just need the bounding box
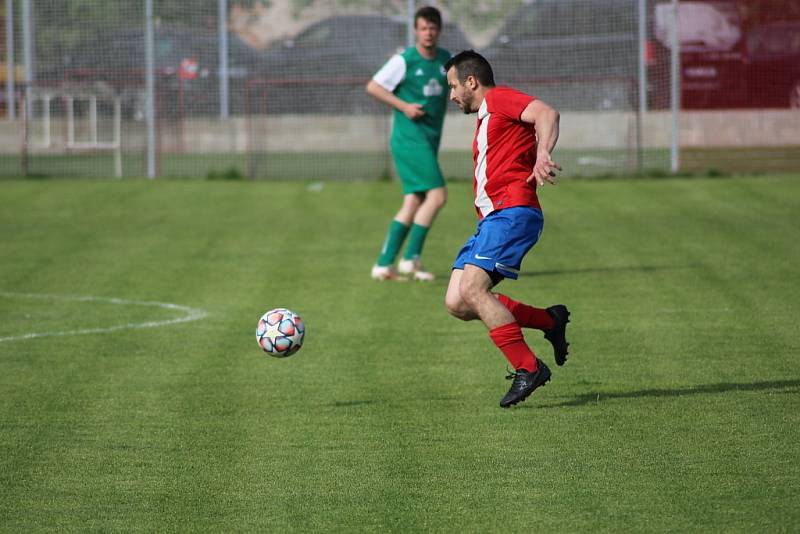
[0,292,208,343]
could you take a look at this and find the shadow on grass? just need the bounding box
[328,400,378,408]
[326,395,463,408]
[518,264,700,278]
[538,379,800,409]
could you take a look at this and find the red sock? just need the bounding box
[496,294,555,330]
[489,322,538,372]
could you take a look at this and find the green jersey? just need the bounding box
[372,46,451,147]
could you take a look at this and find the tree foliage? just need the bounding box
[288,0,524,31]
[31,0,269,70]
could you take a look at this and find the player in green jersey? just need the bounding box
[367,6,450,282]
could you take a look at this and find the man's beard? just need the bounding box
[460,93,475,114]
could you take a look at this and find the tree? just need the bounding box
[32,0,270,71]
[288,0,524,32]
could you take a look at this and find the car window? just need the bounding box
[353,20,404,53]
[502,0,636,39]
[748,23,800,57]
[654,1,742,51]
[294,23,334,48]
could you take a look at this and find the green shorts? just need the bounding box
[390,137,446,195]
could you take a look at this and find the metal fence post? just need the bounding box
[670,0,681,173]
[145,0,156,178]
[21,0,33,122]
[637,0,647,173]
[219,0,229,120]
[5,0,15,120]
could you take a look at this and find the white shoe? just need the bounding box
[371,264,406,281]
[397,259,435,281]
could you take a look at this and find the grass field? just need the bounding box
[1,175,799,532]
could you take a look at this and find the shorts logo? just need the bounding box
[474,254,492,260]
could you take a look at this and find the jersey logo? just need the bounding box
[415,67,425,76]
[423,78,443,97]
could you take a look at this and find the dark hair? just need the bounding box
[414,6,442,28]
[444,50,495,87]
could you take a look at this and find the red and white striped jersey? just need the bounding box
[471,86,541,219]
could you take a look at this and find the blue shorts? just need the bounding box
[452,206,544,280]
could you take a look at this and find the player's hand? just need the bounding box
[527,151,562,186]
[403,103,426,120]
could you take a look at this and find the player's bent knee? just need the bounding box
[396,201,420,222]
[447,304,472,321]
[445,294,471,320]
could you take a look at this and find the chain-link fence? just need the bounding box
[1,0,798,179]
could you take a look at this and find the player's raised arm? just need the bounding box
[520,99,561,185]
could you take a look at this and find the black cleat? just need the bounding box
[543,305,570,366]
[499,361,552,408]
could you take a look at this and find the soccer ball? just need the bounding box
[256,308,305,357]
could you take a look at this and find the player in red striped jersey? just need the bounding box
[443,50,571,408]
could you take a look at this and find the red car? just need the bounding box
[651,0,800,109]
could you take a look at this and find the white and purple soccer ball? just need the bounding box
[256,308,305,357]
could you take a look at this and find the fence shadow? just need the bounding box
[518,264,700,278]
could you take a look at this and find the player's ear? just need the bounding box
[466,75,478,90]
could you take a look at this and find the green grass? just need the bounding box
[0,175,798,532]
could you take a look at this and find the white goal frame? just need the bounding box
[22,88,123,178]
